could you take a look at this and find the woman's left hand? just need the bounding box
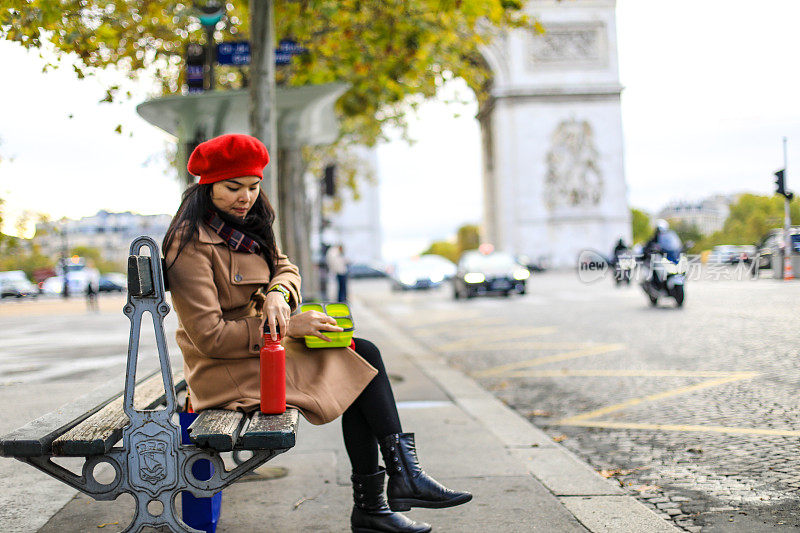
[264,291,291,341]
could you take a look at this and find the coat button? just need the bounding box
[234,274,242,282]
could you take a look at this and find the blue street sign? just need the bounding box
[217,41,250,66]
[217,41,251,66]
[215,40,307,66]
[276,39,306,65]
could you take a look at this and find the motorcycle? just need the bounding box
[610,252,633,286]
[640,230,687,307]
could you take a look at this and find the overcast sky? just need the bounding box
[2,0,800,260]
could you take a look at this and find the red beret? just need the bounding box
[187,134,270,184]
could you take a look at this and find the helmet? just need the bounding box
[656,219,669,231]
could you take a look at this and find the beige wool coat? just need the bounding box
[165,222,378,424]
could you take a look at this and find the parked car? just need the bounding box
[709,245,739,264]
[347,263,387,279]
[41,276,65,295]
[727,245,756,264]
[453,250,530,299]
[0,271,38,299]
[99,274,126,292]
[756,227,800,271]
[417,255,456,280]
[515,254,548,272]
[390,257,449,290]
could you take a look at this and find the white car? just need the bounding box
[41,276,65,295]
[417,255,456,281]
[0,274,38,298]
[390,256,455,290]
[709,245,738,264]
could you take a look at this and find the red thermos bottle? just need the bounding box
[260,325,286,414]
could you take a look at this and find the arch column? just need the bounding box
[480,0,630,267]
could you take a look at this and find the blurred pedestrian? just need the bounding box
[326,244,348,302]
[85,277,98,312]
[318,242,330,301]
[85,266,99,312]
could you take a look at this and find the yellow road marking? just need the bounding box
[438,341,594,352]
[413,316,507,335]
[503,369,756,379]
[558,420,800,437]
[434,327,558,351]
[472,344,625,378]
[403,312,485,328]
[558,372,760,424]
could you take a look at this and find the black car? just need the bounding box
[98,275,126,292]
[347,263,387,279]
[756,228,800,272]
[453,251,530,299]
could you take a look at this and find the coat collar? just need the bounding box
[197,222,225,244]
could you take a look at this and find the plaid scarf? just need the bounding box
[203,209,261,254]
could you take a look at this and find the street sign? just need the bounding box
[214,40,307,67]
[216,41,251,66]
[276,39,306,65]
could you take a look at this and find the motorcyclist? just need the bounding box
[612,238,629,262]
[643,220,669,261]
[640,219,686,306]
[611,238,632,284]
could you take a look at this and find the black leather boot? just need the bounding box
[351,467,432,533]
[378,433,472,511]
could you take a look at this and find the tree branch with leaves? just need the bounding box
[1,0,536,295]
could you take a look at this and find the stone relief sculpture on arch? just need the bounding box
[544,118,604,210]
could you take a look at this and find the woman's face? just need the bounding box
[210,176,261,218]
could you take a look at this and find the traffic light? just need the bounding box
[186,43,205,93]
[323,165,336,196]
[775,169,787,197]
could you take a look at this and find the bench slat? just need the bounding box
[238,409,298,450]
[0,369,163,458]
[187,410,246,452]
[50,370,185,456]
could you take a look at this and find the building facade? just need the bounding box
[479,0,630,267]
[319,148,383,266]
[657,195,733,236]
[34,211,172,265]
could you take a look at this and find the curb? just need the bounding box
[353,298,679,533]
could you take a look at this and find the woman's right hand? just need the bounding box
[286,311,343,342]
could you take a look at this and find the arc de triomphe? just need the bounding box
[479,0,630,267]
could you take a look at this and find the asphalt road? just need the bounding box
[0,294,175,532]
[2,269,800,532]
[354,268,800,533]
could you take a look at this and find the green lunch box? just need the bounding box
[298,302,355,348]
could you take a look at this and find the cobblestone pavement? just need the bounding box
[356,268,800,532]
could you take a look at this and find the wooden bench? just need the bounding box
[0,236,298,533]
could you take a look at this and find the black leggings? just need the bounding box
[342,338,403,475]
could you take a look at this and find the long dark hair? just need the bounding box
[163,183,278,277]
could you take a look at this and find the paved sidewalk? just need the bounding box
[34,298,678,532]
